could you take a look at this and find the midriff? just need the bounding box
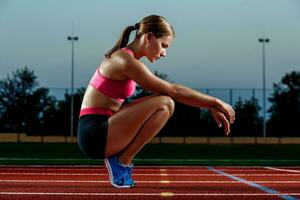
[80,85,122,113]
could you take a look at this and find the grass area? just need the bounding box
[0,143,300,166]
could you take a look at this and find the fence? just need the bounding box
[0,87,276,138]
[51,87,273,104]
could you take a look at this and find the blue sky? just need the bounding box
[0,0,299,89]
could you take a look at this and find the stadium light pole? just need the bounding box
[258,37,270,138]
[67,35,78,137]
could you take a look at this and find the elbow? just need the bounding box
[168,84,182,100]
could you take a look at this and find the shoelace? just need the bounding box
[124,165,134,183]
[113,164,126,185]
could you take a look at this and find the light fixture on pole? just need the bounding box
[67,35,78,137]
[258,37,270,138]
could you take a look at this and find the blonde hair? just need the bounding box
[105,15,175,58]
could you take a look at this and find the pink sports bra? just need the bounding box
[89,70,136,103]
[80,48,136,117]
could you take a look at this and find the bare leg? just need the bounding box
[105,95,175,165]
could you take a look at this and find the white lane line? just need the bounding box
[1,165,292,171]
[0,165,260,167]
[0,172,216,176]
[1,179,300,184]
[1,158,300,163]
[159,168,170,184]
[0,180,106,183]
[0,168,213,172]
[208,167,299,200]
[1,172,300,176]
[1,165,299,170]
[265,167,300,173]
[0,168,268,171]
[0,173,101,176]
[0,192,300,196]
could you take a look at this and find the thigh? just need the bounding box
[105,95,174,156]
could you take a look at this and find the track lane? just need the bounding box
[0,166,299,200]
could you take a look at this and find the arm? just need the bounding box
[123,60,235,125]
[170,84,235,125]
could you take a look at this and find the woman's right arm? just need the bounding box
[123,60,235,124]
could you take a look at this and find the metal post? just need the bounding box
[229,88,233,105]
[67,36,78,136]
[252,89,255,99]
[258,38,270,138]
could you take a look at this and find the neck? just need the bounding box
[126,36,146,60]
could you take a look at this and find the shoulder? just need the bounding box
[103,50,136,71]
[110,49,134,64]
[100,50,142,80]
[108,49,149,76]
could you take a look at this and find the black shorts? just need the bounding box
[77,115,110,159]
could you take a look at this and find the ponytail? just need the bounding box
[105,23,139,58]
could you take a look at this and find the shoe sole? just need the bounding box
[104,158,132,188]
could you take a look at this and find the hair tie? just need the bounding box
[133,23,140,30]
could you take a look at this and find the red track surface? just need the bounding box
[0,165,300,200]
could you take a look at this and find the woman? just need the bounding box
[77,15,235,188]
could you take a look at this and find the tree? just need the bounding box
[268,71,300,136]
[159,102,203,136]
[55,88,85,136]
[25,88,58,135]
[231,97,262,136]
[0,66,37,131]
[0,66,57,133]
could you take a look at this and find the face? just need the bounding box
[145,33,174,63]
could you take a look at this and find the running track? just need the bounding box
[0,165,300,200]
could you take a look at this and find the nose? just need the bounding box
[161,49,167,57]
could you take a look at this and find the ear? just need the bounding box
[145,32,154,41]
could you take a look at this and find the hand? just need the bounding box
[209,107,231,135]
[215,99,235,124]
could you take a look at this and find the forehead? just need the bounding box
[157,36,174,46]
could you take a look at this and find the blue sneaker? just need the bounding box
[124,164,135,186]
[104,156,135,188]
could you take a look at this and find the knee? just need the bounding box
[156,95,175,116]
